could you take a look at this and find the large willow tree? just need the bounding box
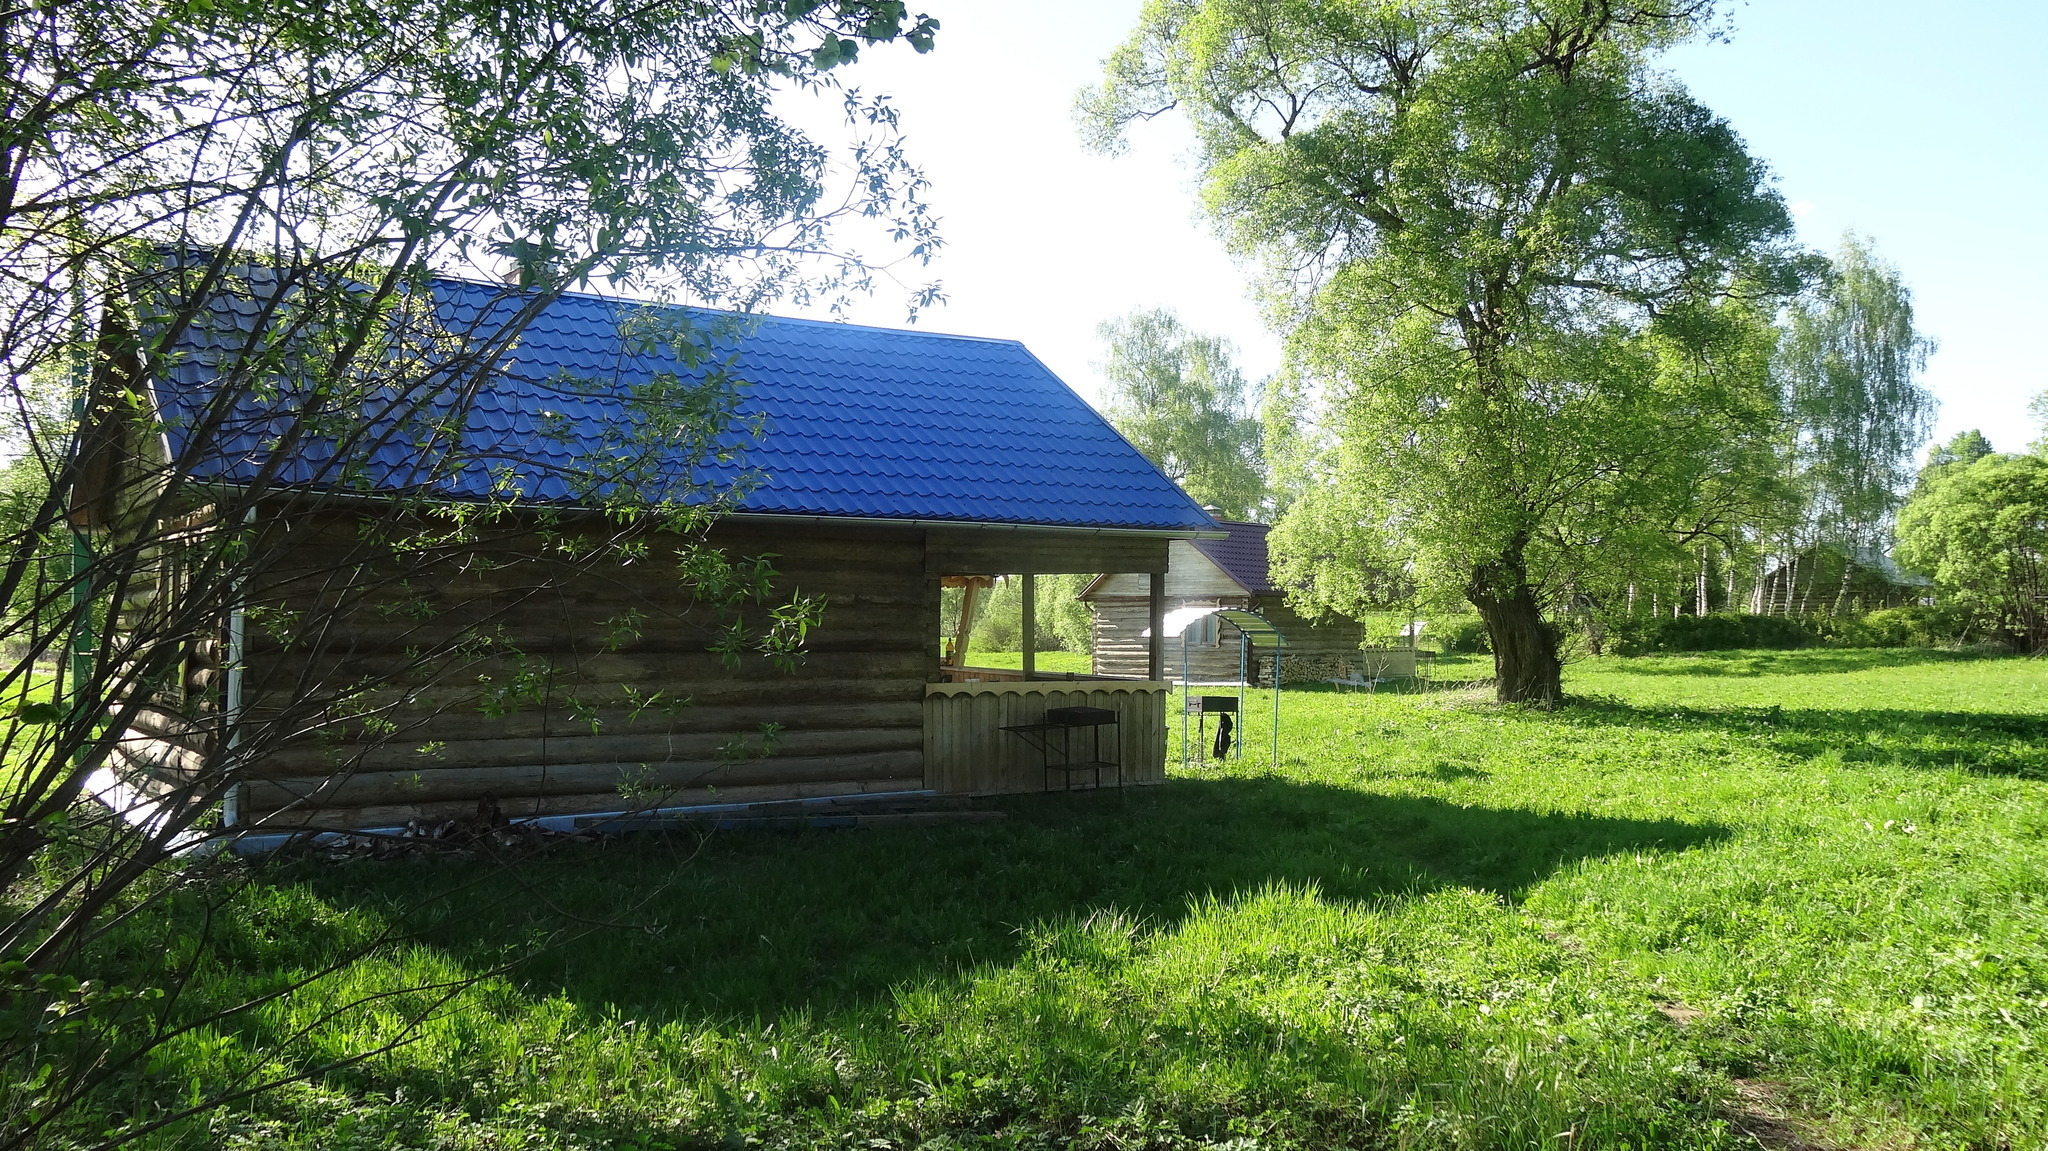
[1083,0,1805,704]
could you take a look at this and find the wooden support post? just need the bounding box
[1020,573,1036,680]
[1148,570,1165,682]
[943,578,986,668]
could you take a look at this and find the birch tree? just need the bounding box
[1775,234,1936,608]
[1098,308,1266,520]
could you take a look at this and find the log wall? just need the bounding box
[1088,541,1241,599]
[1091,596,1364,684]
[926,529,1167,577]
[107,509,233,806]
[234,515,938,830]
[923,680,1167,795]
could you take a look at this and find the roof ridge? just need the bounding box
[436,274,1034,349]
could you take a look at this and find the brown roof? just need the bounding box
[1191,521,1279,596]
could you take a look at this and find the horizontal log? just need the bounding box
[243,612,934,658]
[112,733,208,776]
[252,725,922,775]
[110,742,196,784]
[256,535,925,585]
[242,774,930,830]
[239,676,929,723]
[253,699,929,743]
[927,529,1167,577]
[244,647,932,686]
[243,750,921,810]
[104,751,213,806]
[251,564,930,609]
[118,705,214,742]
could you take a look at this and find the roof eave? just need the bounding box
[203,481,1229,538]
[724,511,1228,539]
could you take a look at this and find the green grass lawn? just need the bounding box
[956,649,1095,674]
[48,649,2048,1149]
[0,671,56,793]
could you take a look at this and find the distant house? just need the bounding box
[79,270,1222,836]
[1081,521,1362,684]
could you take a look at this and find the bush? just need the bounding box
[1604,607,1963,655]
[1439,617,1492,654]
[1610,613,1821,655]
[1822,604,1966,648]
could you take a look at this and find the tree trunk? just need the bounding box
[1467,537,1561,707]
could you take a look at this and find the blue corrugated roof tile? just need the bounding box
[152,277,1217,532]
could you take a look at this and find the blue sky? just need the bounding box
[802,1,2045,452]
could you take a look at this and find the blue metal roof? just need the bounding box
[151,276,1218,532]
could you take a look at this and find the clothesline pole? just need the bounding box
[1272,639,1282,769]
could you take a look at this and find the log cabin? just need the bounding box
[76,270,1221,838]
[1081,520,1363,685]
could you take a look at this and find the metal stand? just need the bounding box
[1170,608,1285,774]
[1002,705,1121,791]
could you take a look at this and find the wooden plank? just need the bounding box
[247,618,934,659]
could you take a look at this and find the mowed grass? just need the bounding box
[60,649,2048,1149]
[953,649,1095,674]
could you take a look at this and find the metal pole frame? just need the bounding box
[1271,636,1282,769]
[1179,627,1191,773]
[1236,631,1247,760]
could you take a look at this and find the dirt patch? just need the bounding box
[1722,1079,1842,1151]
[1644,1000,1847,1149]
[1652,997,1703,1027]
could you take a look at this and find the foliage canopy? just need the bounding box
[1097,309,1266,521]
[1896,452,2048,650]
[1085,0,1806,702]
[1775,234,1937,554]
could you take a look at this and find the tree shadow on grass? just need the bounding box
[283,777,1725,1025]
[1584,648,1994,678]
[1559,695,2048,779]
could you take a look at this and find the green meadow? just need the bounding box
[35,649,2048,1149]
